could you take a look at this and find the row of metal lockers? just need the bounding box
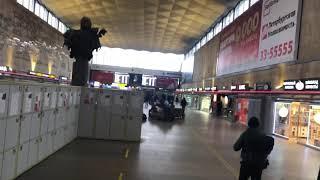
[78,88,144,141]
[0,82,81,180]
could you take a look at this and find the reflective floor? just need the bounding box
[17,109,320,180]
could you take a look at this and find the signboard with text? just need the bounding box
[217,0,302,76]
[284,79,320,91]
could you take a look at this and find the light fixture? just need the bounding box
[279,106,289,118]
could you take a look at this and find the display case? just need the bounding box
[308,105,320,148]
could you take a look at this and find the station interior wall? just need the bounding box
[0,0,73,78]
[189,0,320,89]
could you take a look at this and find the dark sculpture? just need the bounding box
[63,17,107,86]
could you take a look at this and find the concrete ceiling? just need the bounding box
[41,0,236,54]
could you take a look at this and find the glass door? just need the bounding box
[288,102,309,144]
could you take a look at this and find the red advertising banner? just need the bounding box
[90,70,114,84]
[156,76,178,89]
[217,1,262,75]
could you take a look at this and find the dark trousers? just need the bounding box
[239,163,263,180]
[71,60,89,86]
[317,167,320,180]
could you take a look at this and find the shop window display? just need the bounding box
[274,102,320,149]
[308,106,320,148]
[274,102,291,137]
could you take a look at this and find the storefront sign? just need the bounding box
[90,70,114,84]
[156,76,178,89]
[238,84,249,91]
[205,87,212,91]
[255,82,271,90]
[231,85,237,91]
[217,0,302,76]
[284,79,320,91]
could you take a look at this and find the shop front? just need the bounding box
[200,95,211,112]
[274,101,320,149]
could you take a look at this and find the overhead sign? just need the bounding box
[217,0,302,76]
[238,84,249,91]
[284,79,320,91]
[231,85,237,91]
[156,76,178,89]
[255,82,271,90]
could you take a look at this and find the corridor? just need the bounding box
[16,110,320,180]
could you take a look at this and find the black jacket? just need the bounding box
[234,128,272,165]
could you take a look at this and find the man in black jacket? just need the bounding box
[233,117,274,180]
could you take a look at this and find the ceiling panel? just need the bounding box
[41,0,233,54]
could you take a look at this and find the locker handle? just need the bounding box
[12,148,17,154]
[129,116,133,120]
[16,118,20,123]
[20,145,23,151]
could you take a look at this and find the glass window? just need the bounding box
[243,0,250,12]
[214,21,222,35]
[17,0,23,5]
[207,29,214,41]
[308,105,320,148]
[39,5,48,21]
[35,1,40,16]
[58,21,66,33]
[200,36,207,47]
[250,0,259,6]
[21,0,34,12]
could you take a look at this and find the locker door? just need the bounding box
[17,142,29,175]
[78,105,95,138]
[110,115,126,140]
[57,91,65,108]
[50,91,57,109]
[38,135,47,161]
[97,90,112,107]
[28,138,38,167]
[8,85,22,117]
[64,126,71,144]
[4,117,20,151]
[59,128,65,148]
[128,91,143,115]
[43,88,51,110]
[47,110,55,132]
[95,108,110,139]
[112,92,126,115]
[19,114,32,144]
[0,153,3,180]
[40,111,49,135]
[126,115,142,141]
[57,109,66,129]
[68,90,73,108]
[0,119,6,153]
[33,87,42,113]
[2,147,17,180]
[22,86,33,114]
[0,85,9,118]
[53,130,59,151]
[47,132,54,155]
[30,113,41,140]
[73,106,79,123]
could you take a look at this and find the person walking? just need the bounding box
[180,98,188,117]
[233,117,274,180]
[317,166,320,180]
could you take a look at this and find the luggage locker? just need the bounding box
[19,114,32,144]
[4,117,20,151]
[17,142,29,175]
[2,147,17,180]
[8,85,22,117]
[0,85,9,118]
[78,88,96,138]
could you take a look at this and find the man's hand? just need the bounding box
[98,29,107,37]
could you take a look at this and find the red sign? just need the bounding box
[217,1,262,76]
[156,77,178,89]
[90,70,114,84]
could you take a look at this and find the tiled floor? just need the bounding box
[17,109,320,180]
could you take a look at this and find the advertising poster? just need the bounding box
[90,70,114,84]
[217,0,302,76]
[156,76,179,89]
